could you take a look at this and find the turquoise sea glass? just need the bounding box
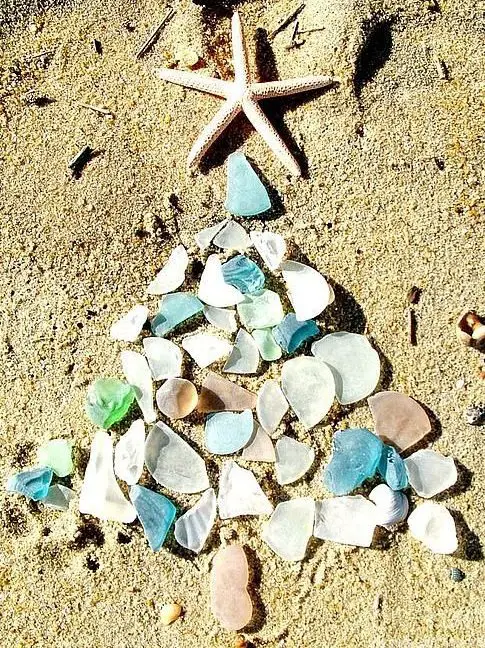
[378,445,408,491]
[7,466,53,501]
[221,255,265,293]
[273,313,319,353]
[129,484,176,551]
[151,292,203,337]
[224,151,271,217]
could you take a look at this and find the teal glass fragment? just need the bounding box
[205,410,254,454]
[7,466,53,501]
[273,313,319,353]
[221,255,265,294]
[151,292,203,337]
[129,484,176,551]
[378,444,408,491]
[224,151,271,217]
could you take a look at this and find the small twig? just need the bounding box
[407,308,417,346]
[291,19,300,42]
[93,39,103,55]
[407,285,421,305]
[78,102,112,116]
[433,53,449,80]
[68,145,94,178]
[298,27,326,35]
[24,48,57,61]
[269,3,305,40]
[135,6,176,59]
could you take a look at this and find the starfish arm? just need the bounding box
[250,76,336,99]
[156,68,231,98]
[231,11,250,86]
[242,97,301,176]
[187,98,241,169]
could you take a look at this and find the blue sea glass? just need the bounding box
[377,444,408,491]
[322,428,383,495]
[273,313,319,353]
[221,255,265,293]
[224,151,271,217]
[129,484,176,551]
[7,466,53,501]
[151,292,203,337]
[205,410,254,454]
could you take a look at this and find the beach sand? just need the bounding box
[0,0,484,646]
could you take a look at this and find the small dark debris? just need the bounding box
[25,93,55,107]
[134,228,150,239]
[12,441,36,468]
[86,554,100,572]
[427,0,440,12]
[450,567,465,582]
[117,531,132,544]
[71,521,105,549]
[124,22,136,32]
[190,259,204,280]
[434,157,445,171]
[2,501,28,536]
[407,285,421,305]
[68,145,95,179]
[326,222,333,229]
[407,308,417,346]
[93,39,102,55]
[355,123,365,137]
[42,526,51,537]
[168,193,182,212]
[76,322,83,329]
[86,309,97,318]
[464,403,485,426]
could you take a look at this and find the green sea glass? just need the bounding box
[225,151,271,217]
[151,292,203,337]
[85,378,135,429]
[237,290,284,330]
[37,439,73,477]
[252,329,282,361]
[273,313,319,353]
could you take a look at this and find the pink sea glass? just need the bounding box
[210,544,253,631]
[242,425,275,462]
[368,391,431,452]
[198,372,257,413]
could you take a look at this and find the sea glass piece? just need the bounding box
[114,419,145,485]
[156,378,198,419]
[249,231,286,271]
[311,332,380,404]
[404,449,457,498]
[237,290,284,330]
[143,337,183,380]
[225,151,271,217]
[198,372,257,413]
[281,357,335,429]
[174,488,217,553]
[275,436,314,485]
[262,497,315,561]
[129,484,176,551]
[37,439,73,477]
[313,496,377,547]
[195,219,229,249]
[121,350,156,423]
[147,244,189,295]
[79,431,137,523]
[252,329,282,361]
[213,221,251,250]
[322,428,383,495]
[218,460,273,519]
[242,425,275,462]
[377,444,408,491]
[256,379,288,435]
[182,333,232,368]
[198,255,244,307]
[223,329,260,374]
[205,410,254,454]
[85,378,135,429]
[281,260,331,321]
[7,467,53,501]
[203,305,237,333]
[145,421,209,493]
[221,255,265,293]
[273,313,319,354]
[210,544,253,631]
[368,391,431,452]
[110,304,149,342]
[42,484,75,511]
[369,484,409,527]
[151,292,203,337]
[408,502,458,554]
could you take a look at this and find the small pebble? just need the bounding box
[233,637,248,648]
[464,403,485,426]
[160,602,182,625]
[450,567,465,582]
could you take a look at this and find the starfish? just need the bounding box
[156,11,337,176]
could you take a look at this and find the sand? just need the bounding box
[0,0,484,646]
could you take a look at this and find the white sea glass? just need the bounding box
[262,497,315,561]
[223,329,260,374]
[120,350,156,423]
[281,260,331,321]
[249,231,286,271]
[195,219,228,249]
[256,380,288,435]
[404,449,457,498]
[147,244,189,294]
[114,419,145,485]
[213,221,251,251]
[313,496,377,547]
[198,254,244,308]
[408,502,458,554]
[275,436,314,485]
[218,461,273,519]
[182,333,232,368]
[281,357,335,428]
[174,488,217,553]
[110,304,148,342]
[143,337,183,380]
[203,305,237,333]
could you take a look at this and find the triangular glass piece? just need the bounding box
[120,350,156,423]
[110,304,149,342]
[249,231,286,271]
[114,419,145,485]
[218,460,273,519]
[242,425,275,462]
[223,329,260,374]
[275,436,314,485]
[182,333,232,368]
[143,337,183,380]
[129,484,176,551]
[198,372,257,413]
[7,467,53,501]
[203,305,237,332]
[198,255,244,307]
[195,219,229,249]
[147,245,189,295]
[174,488,217,553]
[42,484,75,511]
[213,221,251,250]
[225,151,271,217]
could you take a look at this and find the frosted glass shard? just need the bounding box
[262,497,315,561]
[281,357,335,429]
[147,244,189,295]
[203,305,237,333]
[143,337,183,380]
[404,449,457,498]
[145,421,209,493]
[237,290,284,330]
[79,431,137,523]
[377,444,408,491]
[7,467,53,501]
[37,438,73,477]
[275,436,314,485]
[242,425,275,462]
[174,488,217,553]
[368,391,432,452]
[408,502,458,554]
[225,151,271,217]
[210,544,253,631]
[198,254,244,307]
[218,460,273,519]
[110,305,149,342]
[252,329,282,361]
[151,293,203,337]
[182,333,232,369]
[311,332,380,405]
[114,419,145,485]
[281,260,331,321]
[223,329,260,374]
[195,219,228,249]
[313,496,377,547]
[198,372,257,413]
[273,313,319,354]
[42,484,75,511]
[256,380,289,435]
[221,255,265,293]
[120,350,156,423]
[249,231,286,271]
[129,484,176,551]
[369,484,409,527]
[205,410,254,455]
[213,221,251,251]
[156,378,198,419]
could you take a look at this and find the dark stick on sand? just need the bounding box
[135,7,176,59]
[68,145,94,178]
[269,3,305,40]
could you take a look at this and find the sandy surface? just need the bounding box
[0,0,484,646]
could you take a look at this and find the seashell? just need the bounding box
[450,567,465,582]
[160,603,182,625]
[456,309,485,350]
[369,483,409,528]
